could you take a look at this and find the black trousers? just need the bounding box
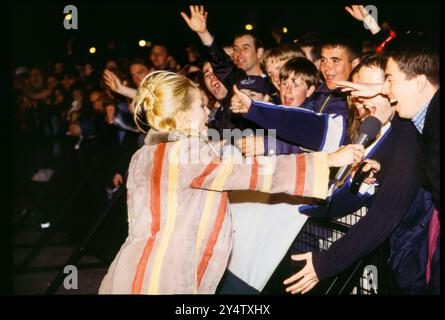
[216,270,260,295]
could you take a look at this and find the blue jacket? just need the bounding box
[244,82,349,153]
[388,187,436,294]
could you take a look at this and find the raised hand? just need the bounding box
[345,5,380,34]
[180,5,208,34]
[104,69,124,93]
[345,5,369,22]
[230,85,252,113]
[103,69,137,99]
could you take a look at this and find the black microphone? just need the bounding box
[334,116,382,182]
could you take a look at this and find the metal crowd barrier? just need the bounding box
[293,207,397,295]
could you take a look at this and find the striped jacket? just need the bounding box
[99,130,331,294]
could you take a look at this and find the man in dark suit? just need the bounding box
[382,39,439,212]
[336,35,439,294]
[382,37,439,294]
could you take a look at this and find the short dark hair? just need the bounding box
[321,36,360,62]
[280,57,320,88]
[383,35,439,86]
[129,58,150,68]
[260,43,305,71]
[234,31,264,51]
[151,43,169,54]
[358,55,387,71]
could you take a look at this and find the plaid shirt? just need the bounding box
[411,100,431,133]
[412,100,430,133]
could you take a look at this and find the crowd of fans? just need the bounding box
[12,4,439,295]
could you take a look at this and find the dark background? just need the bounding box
[10,0,440,68]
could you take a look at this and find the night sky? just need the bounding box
[10,0,440,67]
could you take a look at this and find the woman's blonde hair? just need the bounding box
[133,70,198,132]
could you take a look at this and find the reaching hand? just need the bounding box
[237,135,265,157]
[352,159,381,185]
[283,252,319,294]
[180,5,208,34]
[328,144,365,168]
[334,80,385,98]
[104,69,124,94]
[230,85,252,113]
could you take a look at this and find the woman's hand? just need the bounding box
[283,252,319,294]
[328,144,365,168]
[237,135,265,156]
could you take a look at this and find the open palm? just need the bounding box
[180,5,208,33]
[103,69,123,93]
[345,5,369,22]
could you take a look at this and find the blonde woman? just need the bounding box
[98,70,366,294]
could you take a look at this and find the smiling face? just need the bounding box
[203,62,228,100]
[357,66,394,126]
[279,73,315,107]
[382,57,421,119]
[319,46,352,90]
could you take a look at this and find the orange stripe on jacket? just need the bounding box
[196,193,228,288]
[295,155,306,195]
[190,161,220,188]
[132,143,166,294]
[249,158,259,190]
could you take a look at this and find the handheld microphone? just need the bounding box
[334,116,382,182]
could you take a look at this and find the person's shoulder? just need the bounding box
[391,115,418,137]
[172,135,217,163]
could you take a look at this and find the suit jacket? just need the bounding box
[419,89,440,212]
